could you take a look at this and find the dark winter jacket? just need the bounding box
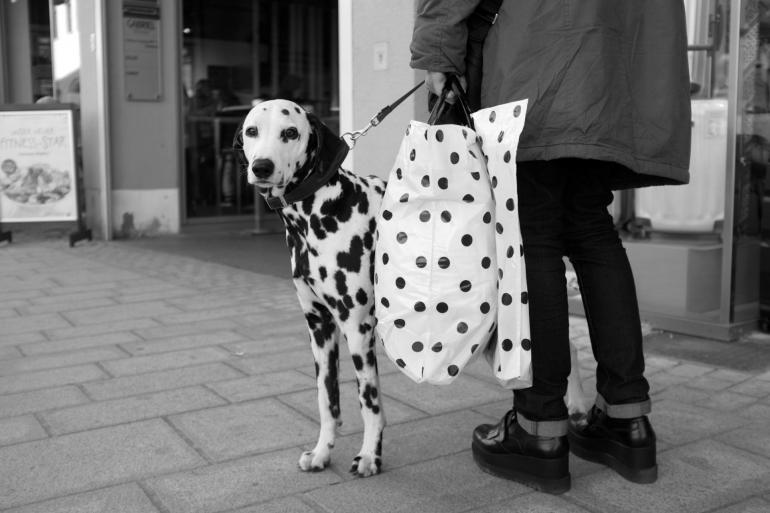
[410,0,692,189]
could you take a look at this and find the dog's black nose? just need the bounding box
[251,159,275,179]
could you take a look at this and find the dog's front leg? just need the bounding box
[298,301,341,472]
[345,320,385,477]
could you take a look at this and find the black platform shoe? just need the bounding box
[568,405,657,483]
[471,410,570,494]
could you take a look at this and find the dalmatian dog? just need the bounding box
[235,99,386,477]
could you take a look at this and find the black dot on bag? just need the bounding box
[395,319,406,328]
[436,129,444,142]
[506,198,515,211]
[498,268,504,279]
[514,105,522,117]
[382,253,389,264]
[450,152,460,164]
[460,280,472,292]
[489,111,496,122]
[437,302,448,313]
[483,212,492,223]
[421,175,430,187]
[507,246,514,258]
[410,149,416,161]
[420,210,431,222]
[448,365,459,376]
[504,151,511,163]
[441,211,452,222]
[502,339,513,351]
[521,338,532,350]
[396,277,406,289]
[520,244,524,256]
[469,150,477,159]
[415,256,427,268]
[462,129,468,138]
[496,223,504,234]
[396,168,403,179]
[438,257,451,269]
[412,341,424,352]
[397,232,408,244]
[381,297,389,307]
[414,301,426,312]
[502,293,512,306]
[382,210,392,220]
[457,322,468,334]
[521,291,529,304]
[438,178,449,189]
[471,344,479,353]
[491,176,498,188]
[498,131,504,143]
[481,257,491,269]
[399,193,409,203]
[462,194,474,203]
[480,302,490,314]
[461,234,473,246]
[396,359,406,368]
[471,171,480,180]
[432,342,443,352]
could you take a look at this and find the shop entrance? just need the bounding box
[181,0,339,222]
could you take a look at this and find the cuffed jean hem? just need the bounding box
[517,411,568,437]
[596,393,651,419]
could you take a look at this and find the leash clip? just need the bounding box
[342,118,376,149]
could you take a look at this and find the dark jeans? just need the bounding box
[513,159,650,422]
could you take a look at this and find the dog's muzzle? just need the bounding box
[251,159,275,179]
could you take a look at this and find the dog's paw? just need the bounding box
[298,449,330,472]
[349,453,381,477]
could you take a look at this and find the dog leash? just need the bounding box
[342,80,425,148]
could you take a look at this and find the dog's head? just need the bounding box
[235,99,318,194]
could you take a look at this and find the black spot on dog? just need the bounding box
[321,216,338,234]
[337,236,364,273]
[335,270,348,296]
[282,108,290,115]
[356,288,368,306]
[319,266,327,281]
[362,384,380,414]
[352,354,364,371]
[325,344,341,419]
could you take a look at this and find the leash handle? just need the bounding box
[342,80,425,148]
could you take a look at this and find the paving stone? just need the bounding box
[1,313,71,336]
[717,425,770,460]
[0,386,90,418]
[653,385,712,404]
[54,268,145,285]
[168,398,319,461]
[132,319,239,340]
[0,416,47,446]
[0,419,203,509]
[154,304,269,325]
[45,318,161,340]
[667,363,715,378]
[3,483,159,513]
[227,496,316,513]
[82,362,244,400]
[567,440,770,513]
[685,375,737,391]
[306,451,528,513]
[62,301,182,326]
[220,335,308,358]
[29,288,114,306]
[694,391,758,412]
[470,493,593,512]
[144,448,339,513]
[101,347,233,376]
[279,379,427,436]
[18,297,118,315]
[207,370,315,402]
[116,287,195,304]
[739,403,770,422]
[0,308,19,319]
[0,332,47,347]
[119,331,245,356]
[376,373,511,415]
[711,498,770,513]
[0,346,127,376]
[647,372,692,394]
[18,331,142,356]
[0,346,22,360]
[0,364,107,395]
[41,386,227,435]
[227,349,315,375]
[728,379,770,398]
[649,400,747,446]
[709,369,757,383]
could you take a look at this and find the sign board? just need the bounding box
[123,1,162,101]
[0,107,79,222]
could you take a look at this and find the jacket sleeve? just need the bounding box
[410,0,484,74]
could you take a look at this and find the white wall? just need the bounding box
[341,0,424,180]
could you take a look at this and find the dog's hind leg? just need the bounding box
[298,300,342,472]
[345,315,385,477]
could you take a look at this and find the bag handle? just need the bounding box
[427,75,475,129]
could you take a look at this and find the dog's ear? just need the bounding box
[305,112,321,162]
[232,121,249,170]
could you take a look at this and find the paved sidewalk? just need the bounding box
[0,238,769,513]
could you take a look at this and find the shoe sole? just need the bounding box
[568,430,657,484]
[471,441,571,494]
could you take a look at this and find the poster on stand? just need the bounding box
[0,108,78,222]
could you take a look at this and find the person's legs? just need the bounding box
[562,159,657,484]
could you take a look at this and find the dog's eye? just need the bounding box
[283,127,299,140]
[245,127,258,138]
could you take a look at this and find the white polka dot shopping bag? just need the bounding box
[375,97,531,388]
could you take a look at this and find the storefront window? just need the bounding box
[182,0,338,219]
